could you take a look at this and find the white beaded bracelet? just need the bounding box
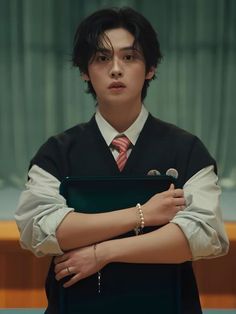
[134,203,145,235]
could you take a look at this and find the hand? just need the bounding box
[54,245,104,288]
[142,184,186,226]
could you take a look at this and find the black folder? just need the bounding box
[60,175,176,214]
[57,175,182,313]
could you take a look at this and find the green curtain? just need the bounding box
[0,0,235,189]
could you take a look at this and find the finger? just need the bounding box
[174,197,186,206]
[55,261,68,274]
[172,189,184,198]
[55,266,74,281]
[54,254,68,264]
[175,205,185,211]
[165,187,183,198]
[160,184,175,197]
[63,273,82,288]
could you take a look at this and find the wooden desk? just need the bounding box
[0,221,235,308]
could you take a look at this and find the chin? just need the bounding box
[99,94,128,104]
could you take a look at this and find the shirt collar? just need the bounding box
[95,105,149,146]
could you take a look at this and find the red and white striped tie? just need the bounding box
[112,136,131,171]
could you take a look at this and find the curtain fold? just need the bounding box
[0,0,235,189]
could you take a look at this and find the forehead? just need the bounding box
[100,28,135,51]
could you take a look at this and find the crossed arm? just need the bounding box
[54,182,191,287]
[54,222,191,288]
[15,165,229,288]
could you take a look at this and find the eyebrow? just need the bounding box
[96,46,140,54]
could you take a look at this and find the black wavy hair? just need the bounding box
[72,7,163,101]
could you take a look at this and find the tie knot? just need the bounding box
[112,136,131,153]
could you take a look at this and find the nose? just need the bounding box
[109,58,123,79]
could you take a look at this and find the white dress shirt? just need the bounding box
[95,105,148,158]
[15,106,229,259]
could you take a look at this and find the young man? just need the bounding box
[15,7,229,314]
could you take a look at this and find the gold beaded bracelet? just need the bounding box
[134,203,145,235]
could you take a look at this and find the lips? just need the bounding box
[108,82,126,89]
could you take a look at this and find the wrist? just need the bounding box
[134,203,145,235]
[95,241,113,266]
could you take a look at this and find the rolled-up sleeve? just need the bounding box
[15,165,74,257]
[170,165,229,260]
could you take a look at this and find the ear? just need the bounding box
[81,72,90,81]
[145,67,156,80]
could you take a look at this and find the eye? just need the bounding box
[123,54,135,61]
[96,55,111,62]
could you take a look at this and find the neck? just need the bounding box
[98,100,142,133]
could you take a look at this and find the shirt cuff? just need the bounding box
[170,165,229,260]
